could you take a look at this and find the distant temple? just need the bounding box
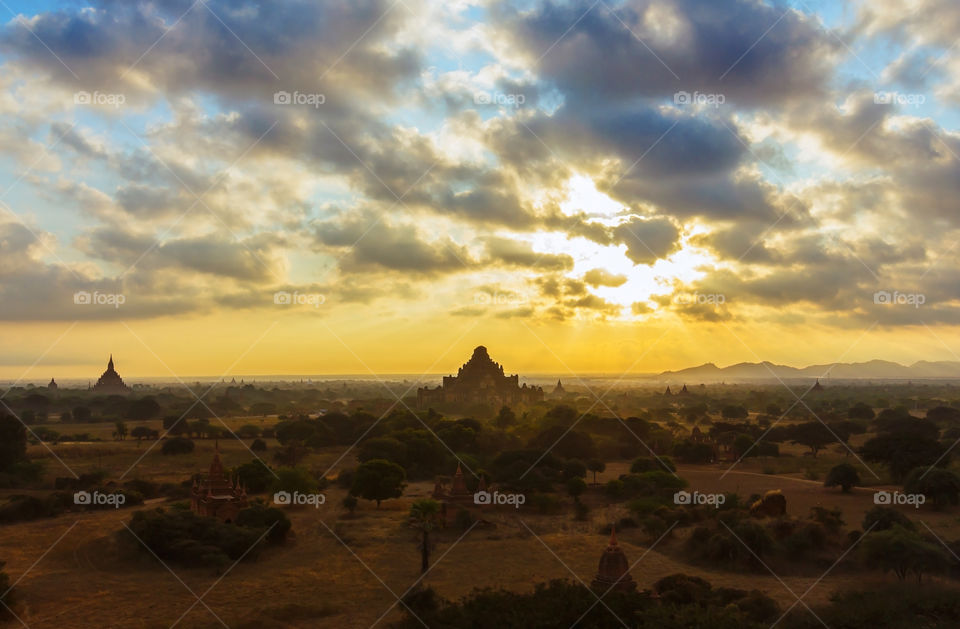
[91,355,131,394]
[417,346,544,408]
[549,380,566,399]
[47,378,58,391]
[811,379,824,392]
[591,526,636,593]
[432,463,488,525]
[191,447,248,523]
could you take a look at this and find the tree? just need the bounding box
[788,421,834,457]
[495,406,516,428]
[0,415,27,472]
[566,477,586,499]
[234,460,275,493]
[586,459,605,485]
[861,425,945,482]
[251,438,267,452]
[904,468,960,510]
[862,506,915,532]
[270,466,318,496]
[237,424,261,439]
[824,463,860,493]
[848,402,875,421]
[72,406,92,422]
[409,499,441,574]
[130,426,155,443]
[342,494,358,515]
[351,459,406,508]
[114,421,128,441]
[861,526,948,582]
[125,396,161,420]
[721,405,748,420]
[161,437,195,455]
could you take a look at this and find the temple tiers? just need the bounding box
[417,346,544,408]
[92,355,131,394]
[191,447,248,523]
[591,526,637,593]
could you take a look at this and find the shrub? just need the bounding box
[630,456,676,474]
[234,460,275,493]
[161,437,195,455]
[824,463,860,493]
[904,467,960,509]
[863,506,914,532]
[250,438,267,452]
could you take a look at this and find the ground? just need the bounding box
[3,429,959,628]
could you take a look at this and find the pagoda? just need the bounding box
[47,378,58,391]
[92,355,131,394]
[591,526,637,593]
[549,379,566,399]
[417,346,544,408]
[191,446,248,523]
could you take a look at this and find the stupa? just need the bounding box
[591,526,637,593]
[91,355,131,394]
[191,446,248,523]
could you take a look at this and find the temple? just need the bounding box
[417,346,544,409]
[47,378,58,391]
[591,526,637,593]
[432,463,489,525]
[91,355,131,394]
[191,447,248,523]
[548,379,566,399]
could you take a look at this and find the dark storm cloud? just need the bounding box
[493,0,838,107]
[0,0,420,101]
[611,216,681,265]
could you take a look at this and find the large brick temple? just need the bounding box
[417,346,544,409]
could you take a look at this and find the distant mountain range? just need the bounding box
[657,360,960,381]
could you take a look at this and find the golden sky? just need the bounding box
[1,0,959,380]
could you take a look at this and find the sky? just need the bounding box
[0,0,959,380]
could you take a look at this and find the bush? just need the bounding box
[862,506,914,532]
[630,456,677,474]
[234,460,275,493]
[336,468,354,489]
[270,467,319,496]
[824,463,860,493]
[342,494,358,515]
[161,437,195,455]
[904,467,960,509]
[250,438,267,452]
[121,508,274,569]
[235,501,291,544]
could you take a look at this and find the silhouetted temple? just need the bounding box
[91,355,130,394]
[191,447,248,523]
[47,378,58,391]
[591,526,636,593]
[549,379,566,399]
[417,346,543,408]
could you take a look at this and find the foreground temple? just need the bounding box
[191,448,248,523]
[591,526,637,593]
[91,355,131,394]
[417,346,544,408]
